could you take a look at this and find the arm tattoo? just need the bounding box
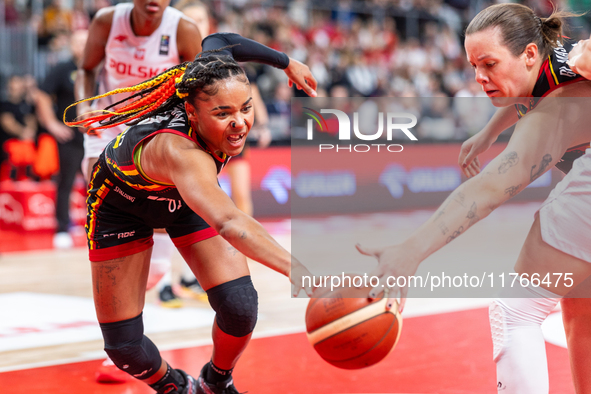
[530,154,552,181]
[438,221,449,235]
[498,151,519,174]
[446,226,464,243]
[227,246,239,256]
[240,231,247,239]
[434,190,466,222]
[466,202,479,227]
[505,184,522,197]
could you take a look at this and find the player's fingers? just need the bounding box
[466,162,478,178]
[292,283,301,297]
[458,145,469,168]
[288,80,293,88]
[302,76,318,97]
[356,243,379,257]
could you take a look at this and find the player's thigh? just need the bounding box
[514,214,591,296]
[91,248,152,323]
[177,235,249,291]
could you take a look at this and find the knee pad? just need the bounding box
[100,313,162,380]
[206,276,258,337]
[489,284,560,361]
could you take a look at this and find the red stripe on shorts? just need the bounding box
[171,227,218,248]
[89,237,154,262]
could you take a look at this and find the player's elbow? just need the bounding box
[212,210,245,240]
[468,173,515,216]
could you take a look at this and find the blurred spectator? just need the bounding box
[71,0,91,31]
[35,29,88,248]
[3,0,21,25]
[39,0,73,46]
[266,83,293,140]
[0,74,37,181]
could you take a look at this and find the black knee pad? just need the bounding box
[206,275,258,337]
[100,313,161,380]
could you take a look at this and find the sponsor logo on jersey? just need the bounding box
[159,35,170,55]
[117,230,135,239]
[134,47,146,61]
[114,35,127,42]
[114,186,136,202]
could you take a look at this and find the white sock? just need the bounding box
[151,233,175,292]
[490,283,560,393]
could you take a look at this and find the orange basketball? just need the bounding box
[305,283,402,369]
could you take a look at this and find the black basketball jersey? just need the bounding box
[514,41,589,173]
[99,104,230,199]
[515,41,586,117]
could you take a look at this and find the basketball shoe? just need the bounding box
[179,278,208,302]
[159,285,183,308]
[196,363,241,394]
[95,357,130,383]
[154,369,197,394]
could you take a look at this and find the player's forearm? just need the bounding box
[217,214,291,277]
[405,173,511,262]
[480,106,519,141]
[202,33,290,69]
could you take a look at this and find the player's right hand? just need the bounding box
[458,131,495,178]
[290,259,315,298]
[356,243,420,314]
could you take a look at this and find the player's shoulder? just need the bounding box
[177,14,201,36]
[93,6,117,24]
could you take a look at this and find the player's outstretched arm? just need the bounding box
[458,106,519,177]
[363,97,591,311]
[202,33,317,97]
[146,134,314,297]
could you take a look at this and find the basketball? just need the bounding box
[305,282,403,369]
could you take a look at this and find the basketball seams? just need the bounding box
[307,297,391,343]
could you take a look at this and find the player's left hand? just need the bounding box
[356,243,421,314]
[284,58,317,98]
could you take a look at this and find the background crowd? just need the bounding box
[0,0,590,206]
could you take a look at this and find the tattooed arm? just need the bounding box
[458,106,520,177]
[359,96,591,310]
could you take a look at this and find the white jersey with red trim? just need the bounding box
[85,3,183,160]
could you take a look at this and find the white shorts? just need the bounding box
[82,124,126,179]
[539,148,591,263]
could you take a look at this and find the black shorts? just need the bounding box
[86,159,217,262]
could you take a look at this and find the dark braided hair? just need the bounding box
[64,47,247,135]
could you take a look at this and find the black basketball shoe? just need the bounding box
[154,369,196,394]
[196,364,242,394]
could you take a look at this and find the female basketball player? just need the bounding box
[357,4,591,393]
[66,35,317,394]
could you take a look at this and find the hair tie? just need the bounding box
[535,15,542,28]
[175,76,188,99]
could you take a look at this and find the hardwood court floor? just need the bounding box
[0,204,576,393]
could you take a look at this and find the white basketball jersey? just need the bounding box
[85,2,183,157]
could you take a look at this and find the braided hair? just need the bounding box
[64,47,247,135]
